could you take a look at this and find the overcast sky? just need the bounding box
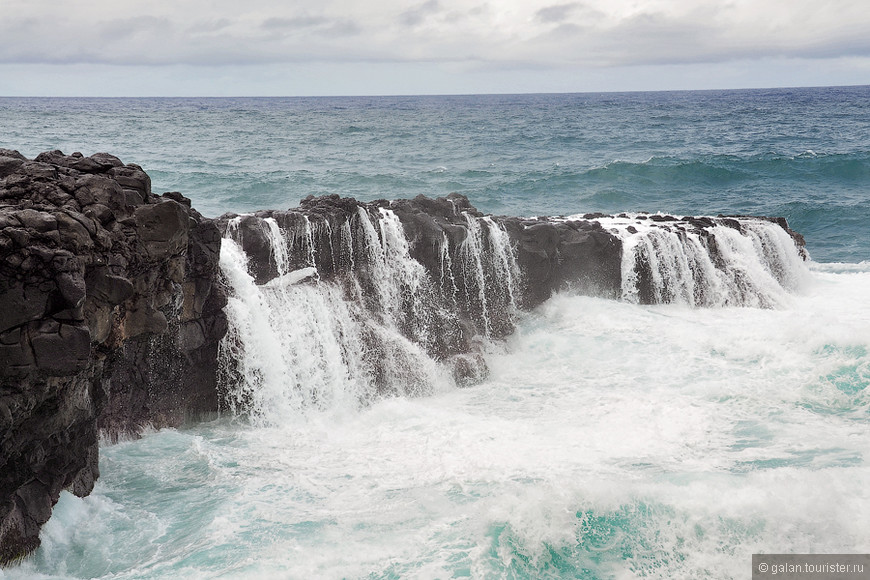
[1,0,869,96]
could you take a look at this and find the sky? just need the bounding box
[1,0,869,96]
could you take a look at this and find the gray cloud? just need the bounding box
[188,19,233,34]
[595,10,721,65]
[536,3,580,24]
[261,16,361,36]
[97,15,174,44]
[262,16,331,30]
[400,0,442,27]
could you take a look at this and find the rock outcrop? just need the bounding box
[0,150,227,564]
[216,192,807,389]
[0,151,808,566]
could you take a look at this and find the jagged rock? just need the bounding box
[0,150,226,565]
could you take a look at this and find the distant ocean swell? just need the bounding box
[581,151,869,188]
[489,152,870,207]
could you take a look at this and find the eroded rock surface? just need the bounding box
[0,150,226,564]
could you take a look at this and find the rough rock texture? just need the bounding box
[223,193,625,305]
[500,215,623,307]
[0,150,226,564]
[219,193,623,309]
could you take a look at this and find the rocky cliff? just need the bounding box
[0,150,807,565]
[0,150,227,564]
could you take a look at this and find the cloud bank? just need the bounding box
[3,0,869,68]
[2,0,869,95]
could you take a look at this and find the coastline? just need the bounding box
[0,148,809,565]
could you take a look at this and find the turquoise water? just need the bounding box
[2,88,870,579]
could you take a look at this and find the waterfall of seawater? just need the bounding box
[602,216,811,307]
[218,209,809,423]
[217,208,523,423]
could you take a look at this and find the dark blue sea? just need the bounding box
[4,87,870,262]
[2,87,869,579]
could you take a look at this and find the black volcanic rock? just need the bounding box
[500,217,622,308]
[0,150,226,564]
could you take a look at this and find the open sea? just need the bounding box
[2,86,870,579]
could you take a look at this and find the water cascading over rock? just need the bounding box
[214,195,809,423]
[214,195,525,421]
[592,213,809,308]
[0,150,809,563]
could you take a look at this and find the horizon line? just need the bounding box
[2,83,869,100]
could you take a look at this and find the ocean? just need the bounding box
[1,86,869,579]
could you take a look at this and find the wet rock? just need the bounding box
[0,150,226,565]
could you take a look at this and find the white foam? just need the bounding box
[22,264,870,578]
[262,266,318,287]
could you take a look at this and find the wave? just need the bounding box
[810,261,870,273]
[585,151,870,186]
[586,156,749,186]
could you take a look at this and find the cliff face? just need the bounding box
[0,150,227,563]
